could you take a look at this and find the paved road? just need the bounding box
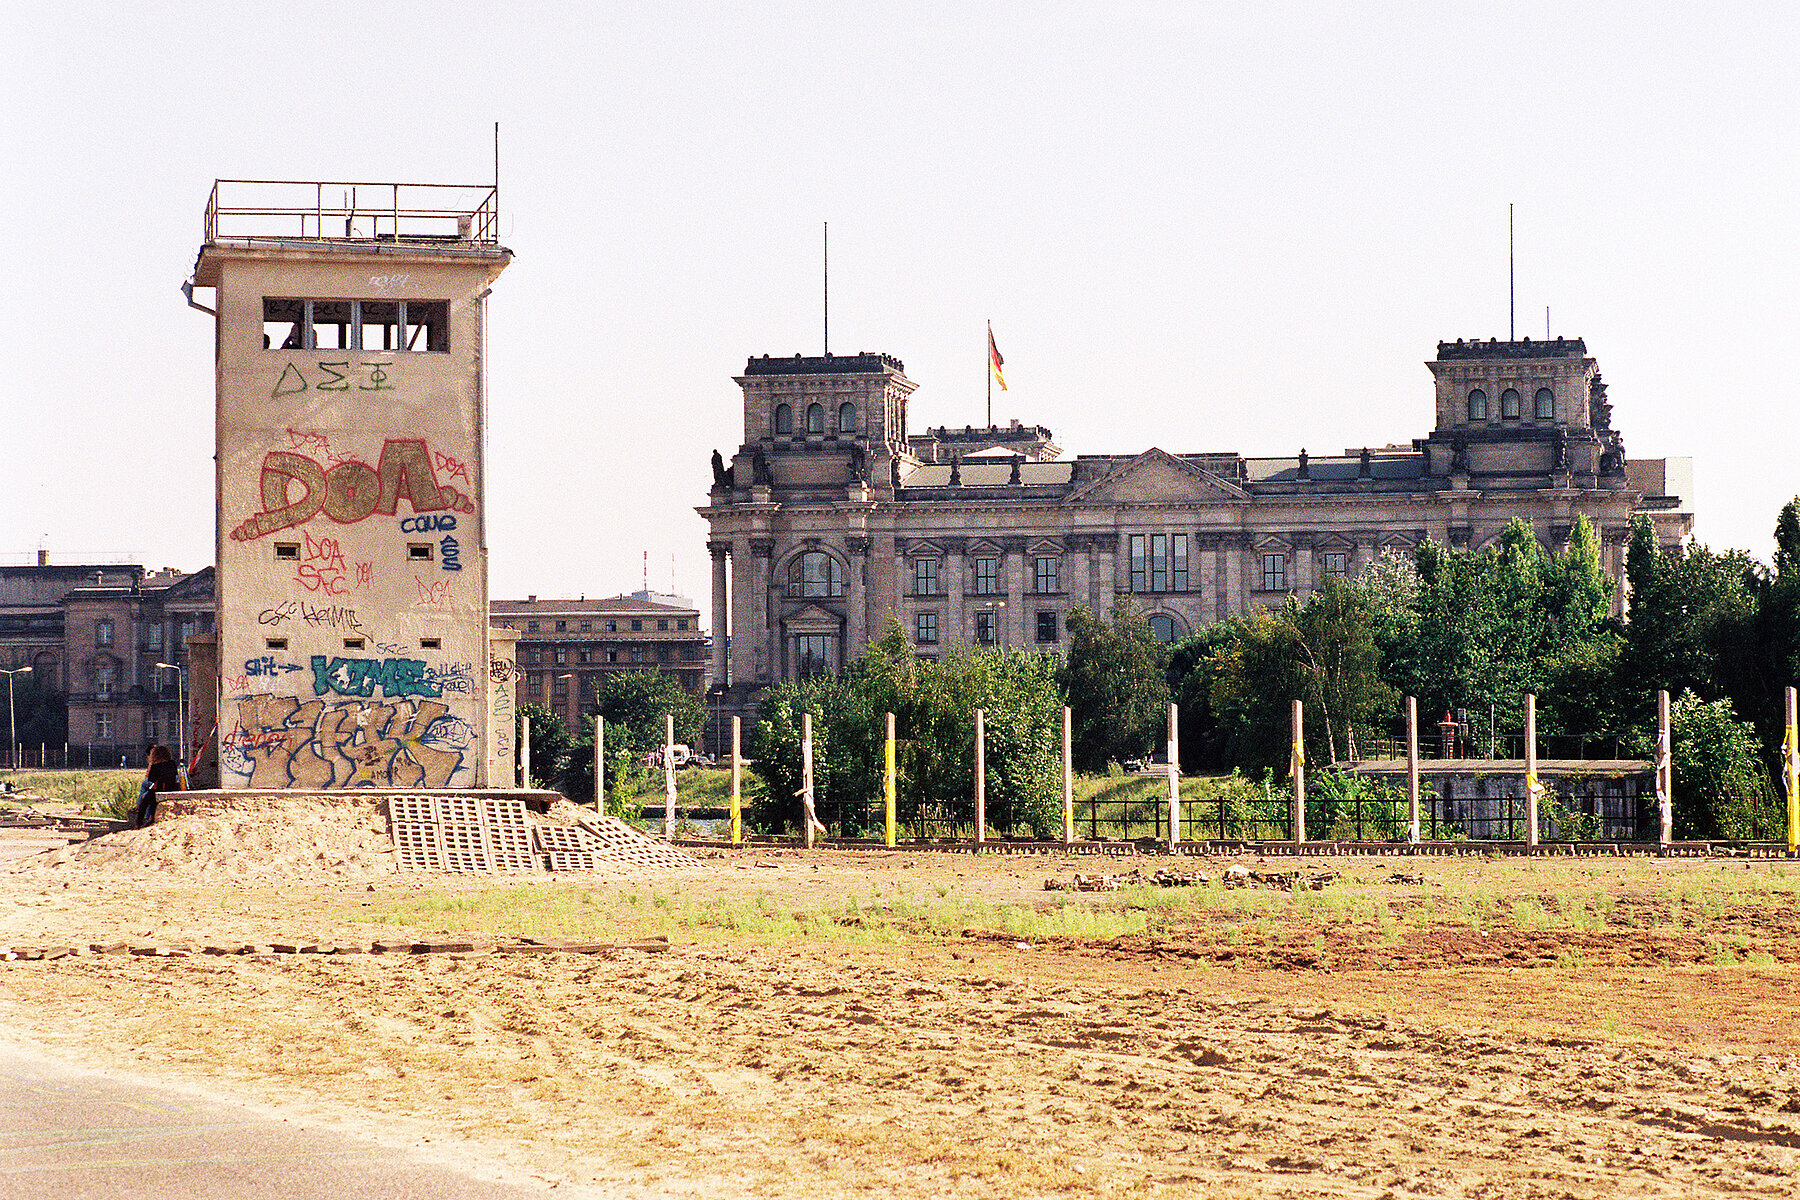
[0,1042,560,1199]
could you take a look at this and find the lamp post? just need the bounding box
[0,667,31,772]
[153,662,186,786]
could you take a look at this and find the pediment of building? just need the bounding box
[780,603,842,633]
[1063,448,1249,506]
[1027,537,1064,556]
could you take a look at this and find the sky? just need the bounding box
[4,2,1796,615]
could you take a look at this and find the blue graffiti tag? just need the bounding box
[310,656,443,699]
[244,655,302,677]
[440,533,461,571]
[399,514,457,533]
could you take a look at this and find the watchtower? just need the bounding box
[188,180,511,788]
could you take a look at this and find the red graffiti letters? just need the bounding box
[231,439,474,541]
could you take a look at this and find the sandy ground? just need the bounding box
[3,819,1800,1198]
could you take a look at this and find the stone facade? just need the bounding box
[698,339,1693,728]
[491,594,707,732]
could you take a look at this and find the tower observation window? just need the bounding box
[262,298,448,352]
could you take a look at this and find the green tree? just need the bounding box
[1667,691,1780,841]
[1166,621,1238,770]
[1061,599,1170,772]
[593,671,706,752]
[516,702,572,789]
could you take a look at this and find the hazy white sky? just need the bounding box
[4,3,1795,610]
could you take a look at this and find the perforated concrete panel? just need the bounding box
[387,794,540,874]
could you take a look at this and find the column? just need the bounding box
[1003,538,1027,646]
[1198,535,1218,624]
[942,538,966,644]
[846,536,869,659]
[707,540,730,691]
[1292,536,1315,602]
[1065,536,1090,618]
[750,538,775,683]
[1096,534,1118,616]
[1225,535,1248,618]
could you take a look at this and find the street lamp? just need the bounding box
[0,667,30,772]
[154,662,186,787]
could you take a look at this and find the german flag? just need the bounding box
[988,324,1007,392]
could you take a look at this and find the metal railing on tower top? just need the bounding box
[203,179,500,246]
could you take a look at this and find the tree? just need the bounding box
[1166,621,1238,770]
[1667,691,1779,841]
[1060,599,1170,773]
[593,671,706,752]
[516,703,573,789]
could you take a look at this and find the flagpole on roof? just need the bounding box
[986,319,992,428]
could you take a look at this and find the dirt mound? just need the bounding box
[12,798,397,883]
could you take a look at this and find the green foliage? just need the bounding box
[1309,770,1410,841]
[0,670,67,748]
[1167,622,1239,770]
[517,703,573,789]
[1667,690,1781,841]
[1060,599,1170,772]
[593,671,706,751]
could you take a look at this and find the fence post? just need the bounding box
[1291,698,1306,845]
[973,707,986,847]
[884,711,896,849]
[594,714,605,815]
[1656,689,1673,848]
[1406,696,1420,845]
[664,713,677,839]
[1061,705,1074,846]
[1786,686,1798,855]
[730,715,743,847]
[1167,701,1180,853]
[520,713,530,789]
[1524,693,1539,848]
[800,710,819,849]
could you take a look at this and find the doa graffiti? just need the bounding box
[311,655,442,700]
[231,439,474,541]
[222,693,471,789]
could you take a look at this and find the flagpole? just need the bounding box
[985,319,992,428]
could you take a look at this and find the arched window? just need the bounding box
[774,403,792,434]
[805,403,825,434]
[1534,387,1554,419]
[1500,388,1521,419]
[1148,614,1178,644]
[787,551,844,598]
[1467,389,1488,420]
[837,402,857,433]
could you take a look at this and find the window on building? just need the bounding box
[974,611,997,645]
[261,298,448,353]
[1036,611,1058,643]
[180,618,196,644]
[631,619,643,631]
[657,619,668,631]
[1148,614,1178,644]
[677,618,689,630]
[1323,552,1349,578]
[577,650,590,664]
[682,647,698,661]
[795,634,832,678]
[96,620,113,647]
[1535,387,1554,419]
[604,619,617,633]
[527,676,541,697]
[631,647,644,663]
[554,649,567,665]
[915,612,938,644]
[805,403,825,434]
[1129,534,1187,592]
[1501,388,1521,419]
[555,620,567,632]
[94,665,114,699]
[527,621,539,632]
[657,647,671,663]
[774,403,793,434]
[788,551,845,598]
[606,649,618,663]
[408,543,433,562]
[973,557,999,595]
[1467,389,1488,420]
[95,712,112,740]
[147,623,163,651]
[1260,553,1287,592]
[1034,556,1058,594]
[837,402,857,433]
[579,620,592,632]
[913,558,939,596]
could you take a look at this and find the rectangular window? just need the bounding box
[147,623,164,651]
[527,621,539,632]
[95,712,112,740]
[527,676,541,697]
[914,558,939,596]
[96,619,113,647]
[181,618,197,642]
[577,650,590,664]
[1323,552,1348,578]
[975,611,997,645]
[1034,556,1058,594]
[1261,553,1287,592]
[262,298,449,352]
[657,647,671,663]
[94,665,114,699]
[606,649,618,663]
[631,647,643,663]
[1172,534,1188,592]
[554,649,567,665]
[915,612,938,644]
[343,637,365,649]
[658,619,669,631]
[408,543,433,562]
[265,637,287,650]
[275,543,300,561]
[677,619,689,630]
[604,620,618,633]
[419,637,441,650]
[579,620,592,632]
[631,619,643,631]
[1036,611,1058,643]
[796,634,832,678]
[1130,534,1147,592]
[973,557,999,595]
[1150,535,1168,591]
[555,621,567,632]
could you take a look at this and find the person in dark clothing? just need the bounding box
[136,745,180,829]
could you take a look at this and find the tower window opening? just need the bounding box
[262,298,449,352]
[774,403,793,434]
[1535,387,1554,419]
[838,402,857,433]
[806,403,825,434]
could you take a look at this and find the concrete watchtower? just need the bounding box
[187,180,512,789]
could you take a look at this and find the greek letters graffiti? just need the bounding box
[398,514,457,533]
[222,693,471,788]
[271,361,395,398]
[311,655,442,700]
[231,439,474,541]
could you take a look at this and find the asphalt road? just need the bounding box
[0,1041,560,1199]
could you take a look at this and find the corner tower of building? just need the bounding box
[189,180,511,788]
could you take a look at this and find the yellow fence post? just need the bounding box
[884,711,896,849]
[730,715,743,847]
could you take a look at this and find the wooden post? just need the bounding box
[520,713,530,789]
[730,715,743,847]
[1785,686,1798,854]
[663,713,676,839]
[973,707,986,846]
[1167,701,1180,852]
[1291,698,1306,844]
[1406,696,1420,844]
[801,710,816,850]
[1524,693,1539,848]
[594,714,605,815]
[884,711,897,849]
[1060,705,1074,846]
[1657,689,1673,847]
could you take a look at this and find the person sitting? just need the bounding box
[135,745,181,829]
